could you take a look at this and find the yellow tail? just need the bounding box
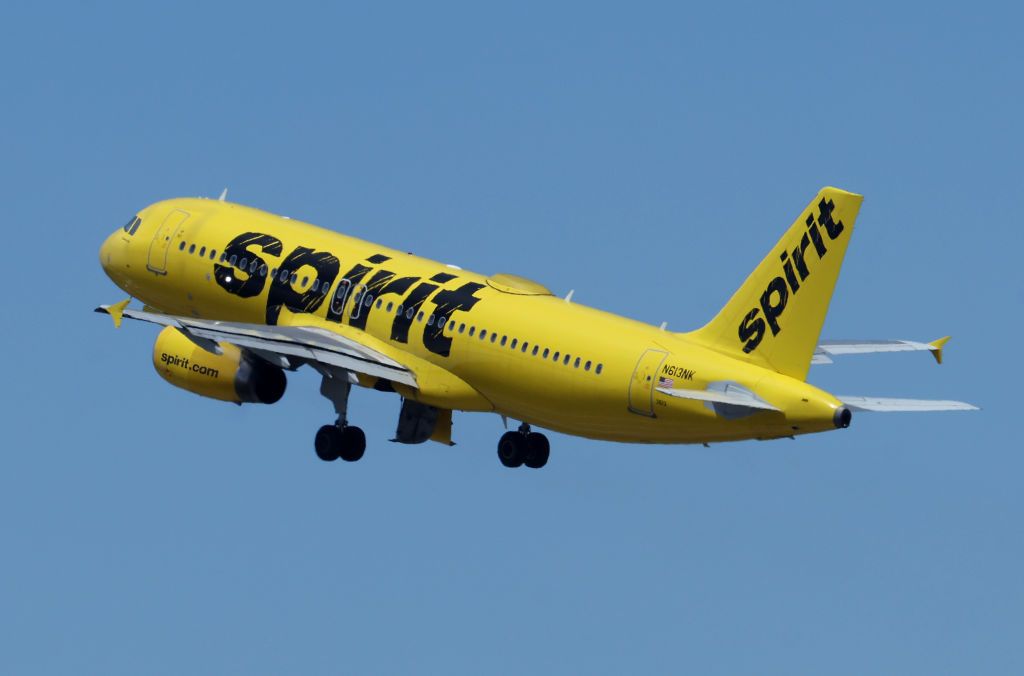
[685,187,864,381]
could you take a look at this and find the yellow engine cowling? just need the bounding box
[152,326,286,404]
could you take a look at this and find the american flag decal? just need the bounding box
[658,376,674,388]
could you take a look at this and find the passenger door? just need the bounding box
[147,209,190,274]
[628,349,668,417]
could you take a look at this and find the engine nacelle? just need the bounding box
[152,326,286,404]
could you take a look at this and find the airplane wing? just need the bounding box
[812,336,950,365]
[95,303,418,388]
[838,396,978,412]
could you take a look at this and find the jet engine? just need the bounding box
[152,326,286,404]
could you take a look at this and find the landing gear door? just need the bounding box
[147,209,190,274]
[628,349,668,417]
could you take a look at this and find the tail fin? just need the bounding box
[685,187,863,381]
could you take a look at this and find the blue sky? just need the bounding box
[1,3,1020,674]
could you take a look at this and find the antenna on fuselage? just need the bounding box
[564,289,575,303]
[218,188,228,202]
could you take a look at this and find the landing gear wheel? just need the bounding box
[497,431,526,468]
[315,425,342,462]
[339,426,366,462]
[524,432,550,469]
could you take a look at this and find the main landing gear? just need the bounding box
[314,367,366,463]
[497,423,550,469]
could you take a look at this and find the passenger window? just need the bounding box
[427,315,434,325]
[406,307,414,319]
[553,351,560,361]
[574,357,580,368]
[178,241,186,251]
[510,339,518,349]
[260,265,268,277]
[386,302,393,312]
[279,269,289,281]
[290,273,297,285]
[521,342,528,353]
[302,276,309,287]
[480,330,487,340]
[596,364,604,374]
[500,336,507,346]
[312,279,319,292]
[468,326,476,337]
[533,346,539,356]
[563,354,570,365]
[490,333,497,343]
[376,299,383,309]
[437,316,446,328]
[459,323,466,334]
[584,360,592,371]
[364,294,373,306]
[543,348,549,358]
[199,246,206,257]
[251,260,259,273]
[229,255,238,266]
[239,257,247,269]
[220,253,227,262]
[210,250,217,260]
[189,244,196,254]
[417,311,425,322]
[396,304,403,316]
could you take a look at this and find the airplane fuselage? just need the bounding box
[101,198,845,444]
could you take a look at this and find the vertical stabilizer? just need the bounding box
[684,187,863,381]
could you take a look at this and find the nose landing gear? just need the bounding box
[497,423,550,469]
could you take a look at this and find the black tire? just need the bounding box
[315,425,341,462]
[497,431,526,468]
[524,432,550,469]
[339,426,367,462]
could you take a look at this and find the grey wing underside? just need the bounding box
[95,304,418,388]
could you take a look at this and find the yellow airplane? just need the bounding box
[98,187,976,468]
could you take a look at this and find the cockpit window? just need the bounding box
[122,216,141,236]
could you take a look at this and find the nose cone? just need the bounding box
[99,231,119,275]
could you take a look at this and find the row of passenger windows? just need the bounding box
[176,239,604,375]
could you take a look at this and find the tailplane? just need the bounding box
[684,187,864,381]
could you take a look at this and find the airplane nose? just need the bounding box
[99,232,117,273]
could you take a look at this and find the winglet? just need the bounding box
[928,336,951,365]
[95,298,132,328]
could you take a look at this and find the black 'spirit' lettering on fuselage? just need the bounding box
[422,282,485,357]
[215,233,283,298]
[266,246,340,325]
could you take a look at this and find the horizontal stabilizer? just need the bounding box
[839,396,978,412]
[814,336,951,365]
[657,384,779,411]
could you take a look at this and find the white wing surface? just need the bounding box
[839,396,978,412]
[96,304,418,388]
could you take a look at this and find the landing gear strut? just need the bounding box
[314,367,366,463]
[497,423,550,469]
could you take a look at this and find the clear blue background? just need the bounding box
[2,3,1019,674]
